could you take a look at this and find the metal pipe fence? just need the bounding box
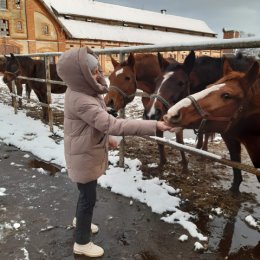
[5,37,260,175]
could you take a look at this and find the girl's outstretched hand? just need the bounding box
[156,121,176,132]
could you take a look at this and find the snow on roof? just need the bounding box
[42,0,215,35]
[59,17,215,44]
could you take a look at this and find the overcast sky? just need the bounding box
[100,0,260,38]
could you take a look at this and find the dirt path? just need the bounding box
[0,141,222,260]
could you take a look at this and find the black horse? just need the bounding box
[0,55,31,108]
[3,54,66,121]
[144,51,258,193]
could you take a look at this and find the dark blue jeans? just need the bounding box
[75,180,97,244]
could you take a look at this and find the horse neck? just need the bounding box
[17,57,34,76]
[244,79,260,117]
[135,56,160,94]
[190,57,222,94]
[136,81,156,94]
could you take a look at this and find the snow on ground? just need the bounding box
[0,80,209,240]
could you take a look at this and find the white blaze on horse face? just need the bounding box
[115,68,124,77]
[147,72,174,119]
[167,83,226,117]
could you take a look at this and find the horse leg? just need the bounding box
[222,134,242,193]
[202,132,211,151]
[6,82,15,107]
[156,130,167,167]
[15,80,23,108]
[196,133,203,149]
[26,83,31,102]
[33,88,49,122]
[176,130,188,169]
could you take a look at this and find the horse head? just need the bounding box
[143,51,195,120]
[3,53,21,83]
[104,53,137,111]
[164,58,260,133]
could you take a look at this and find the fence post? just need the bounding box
[11,80,17,114]
[118,52,126,168]
[44,56,54,133]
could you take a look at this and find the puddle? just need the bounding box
[28,159,60,175]
[194,170,260,260]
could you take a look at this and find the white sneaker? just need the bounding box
[72,217,99,234]
[73,242,104,257]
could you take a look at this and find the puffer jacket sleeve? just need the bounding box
[76,102,157,136]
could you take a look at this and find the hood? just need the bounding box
[57,47,108,96]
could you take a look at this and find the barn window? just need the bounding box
[16,21,22,31]
[42,24,49,35]
[0,0,7,9]
[15,0,20,8]
[0,19,9,36]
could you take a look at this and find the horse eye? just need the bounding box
[125,76,130,81]
[221,93,232,100]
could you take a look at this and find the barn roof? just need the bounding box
[40,0,217,44]
[58,17,215,44]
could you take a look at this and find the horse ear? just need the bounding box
[127,53,135,69]
[241,61,259,90]
[157,52,169,71]
[10,53,15,58]
[111,56,119,68]
[223,57,233,75]
[183,50,195,74]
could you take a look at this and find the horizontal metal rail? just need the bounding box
[95,37,260,54]
[144,136,260,177]
[11,37,260,57]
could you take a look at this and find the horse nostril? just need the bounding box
[170,111,182,123]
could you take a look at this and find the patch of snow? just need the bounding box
[211,207,223,215]
[147,163,158,168]
[36,168,48,174]
[245,215,259,229]
[194,241,204,251]
[179,234,188,242]
[0,188,7,196]
[13,223,21,229]
[10,162,23,167]
[21,247,29,260]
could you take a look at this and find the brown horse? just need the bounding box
[164,59,260,189]
[105,53,169,110]
[0,55,31,108]
[145,50,258,192]
[105,53,186,167]
[3,54,66,121]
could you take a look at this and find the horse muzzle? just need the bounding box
[163,111,182,126]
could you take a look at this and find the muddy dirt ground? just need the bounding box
[0,91,259,260]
